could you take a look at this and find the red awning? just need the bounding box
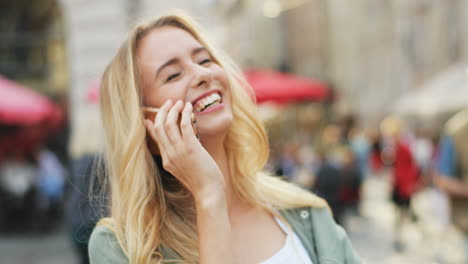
[244,69,329,104]
[0,75,56,125]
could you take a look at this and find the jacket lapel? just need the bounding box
[280,208,319,263]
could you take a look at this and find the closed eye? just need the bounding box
[199,58,212,65]
[166,73,181,82]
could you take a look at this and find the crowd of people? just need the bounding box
[270,116,368,226]
[271,111,468,261]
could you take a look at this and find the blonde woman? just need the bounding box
[88,10,361,264]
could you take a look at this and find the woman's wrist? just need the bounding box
[195,186,234,264]
[194,186,228,212]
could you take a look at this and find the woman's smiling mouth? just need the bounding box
[192,90,223,114]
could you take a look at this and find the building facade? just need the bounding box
[55,0,468,156]
[284,0,468,124]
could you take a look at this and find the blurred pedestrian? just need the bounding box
[369,130,384,174]
[66,107,104,264]
[276,142,301,182]
[343,124,369,219]
[35,147,66,231]
[412,130,434,180]
[88,11,360,263]
[382,117,421,252]
[435,108,468,263]
[313,150,343,224]
[0,151,37,232]
[67,154,102,264]
[348,127,370,180]
[427,134,450,232]
[339,149,363,220]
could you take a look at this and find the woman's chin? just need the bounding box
[197,113,233,140]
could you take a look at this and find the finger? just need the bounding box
[180,102,197,141]
[165,100,184,144]
[154,99,172,123]
[153,100,173,152]
[145,119,175,173]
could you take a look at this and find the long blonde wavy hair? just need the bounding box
[98,10,326,264]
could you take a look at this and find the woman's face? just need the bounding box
[138,26,233,138]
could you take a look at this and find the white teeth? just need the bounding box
[194,92,222,113]
[202,97,210,106]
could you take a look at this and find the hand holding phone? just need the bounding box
[143,106,198,154]
[143,100,226,201]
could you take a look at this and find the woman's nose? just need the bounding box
[191,64,212,88]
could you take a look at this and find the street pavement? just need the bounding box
[0,226,78,264]
[0,170,465,264]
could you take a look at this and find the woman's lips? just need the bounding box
[193,92,222,113]
[191,89,222,106]
[194,102,225,116]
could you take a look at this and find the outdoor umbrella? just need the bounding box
[243,69,329,104]
[0,75,56,125]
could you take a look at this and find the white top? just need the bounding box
[259,217,313,264]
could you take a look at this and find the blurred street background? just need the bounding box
[1,0,468,263]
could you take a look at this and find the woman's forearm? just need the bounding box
[195,191,234,264]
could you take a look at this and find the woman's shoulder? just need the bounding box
[278,206,337,241]
[280,205,352,239]
[279,206,362,263]
[279,206,331,222]
[89,224,117,242]
[88,224,129,263]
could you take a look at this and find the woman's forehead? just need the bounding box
[137,26,202,64]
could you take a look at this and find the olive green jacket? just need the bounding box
[89,207,361,263]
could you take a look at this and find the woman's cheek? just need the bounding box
[168,81,191,101]
[213,67,229,85]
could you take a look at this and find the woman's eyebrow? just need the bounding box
[155,58,179,80]
[192,46,207,56]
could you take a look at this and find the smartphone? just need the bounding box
[143,106,198,154]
